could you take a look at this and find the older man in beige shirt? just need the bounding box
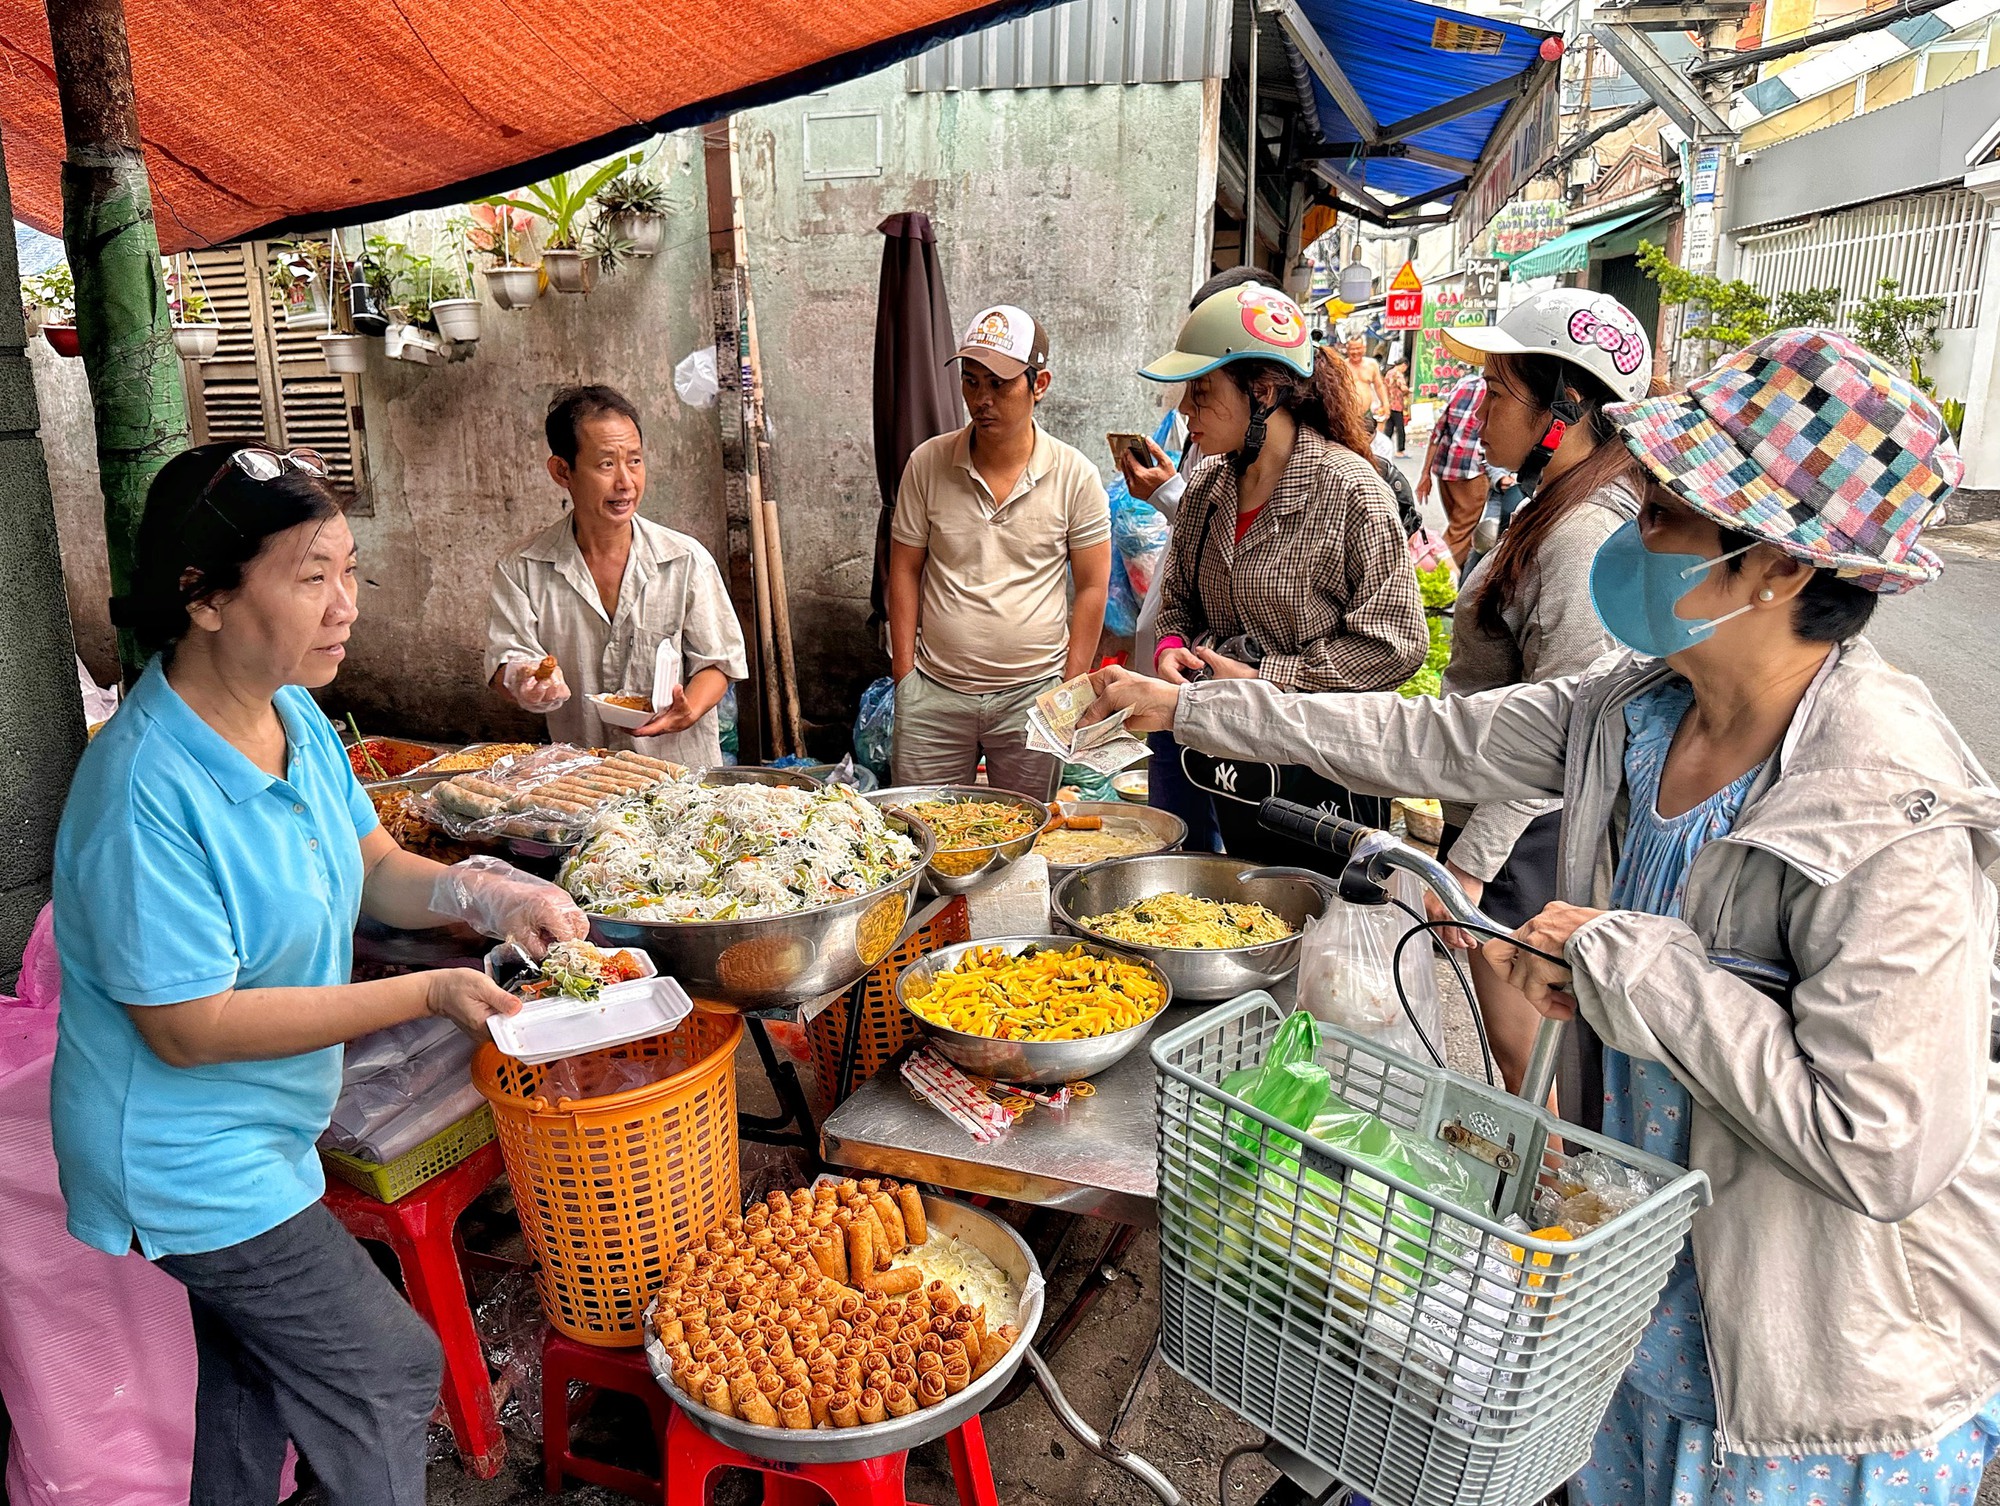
[486,386,747,767]
[886,304,1111,799]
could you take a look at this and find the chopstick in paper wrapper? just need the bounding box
[901,1047,1017,1142]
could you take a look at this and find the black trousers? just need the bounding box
[1180,746,1392,875]
[1384,409,1407,451]
[157,1202,443,1506]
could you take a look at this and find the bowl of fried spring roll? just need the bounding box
[643,1178,1043,1460]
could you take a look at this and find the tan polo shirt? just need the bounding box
[890,423,1110,695]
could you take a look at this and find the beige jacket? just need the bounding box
[1175,638,2000,1456]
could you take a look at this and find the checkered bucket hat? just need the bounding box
[1604,328,1963,594]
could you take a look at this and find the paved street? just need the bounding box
[1870,522,2000,774]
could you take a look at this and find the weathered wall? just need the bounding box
[0,130,86,984]
[40,73,1215,745]
[736,74,1213,721]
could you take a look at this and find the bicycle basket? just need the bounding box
[1152,992,1708,1506]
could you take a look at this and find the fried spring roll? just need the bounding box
[844,1217,874,1286]
[972,1326,1015,1380]
[808,1382,835,1427]
[869,1192,907,1252]
[778,1387,812,1430]
[964,1304,987,1353]
[862,1266,922,1297]
[942,1354,972,1395]
[728,1367,761,1410]
[655,1314,684,1346]
[926,1281,960,1318]
[739,1390,781,1427]
[862,1207,894,1271]
[858,1387,887,1424]
[830,1391,861,1428]
[884,1381,918,1417]
[916,1369,948,1407]
[895,1185,928,1246]
[891,1364,918,1390]
[702,1373,736,1417]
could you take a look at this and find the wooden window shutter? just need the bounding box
[180,243,371,513]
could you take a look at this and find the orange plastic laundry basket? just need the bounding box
[473,1009,742,1346]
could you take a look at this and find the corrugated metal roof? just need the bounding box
[906,0,1233,88]
[1296,0,1553,200]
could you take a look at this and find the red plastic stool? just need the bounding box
[320,1140,507,1479]
[665,1405,1002,1506]
[542,1329,674,1502]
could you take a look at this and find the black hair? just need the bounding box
[1716,526,1877,642]
[1191,265,1274,310]
[110,441,343,660]
[546,385,644,465]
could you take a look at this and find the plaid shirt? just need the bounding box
[1155,427,1426,694]
[1432,374,1487,481]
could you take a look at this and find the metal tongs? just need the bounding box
[1255,798,1795,1108]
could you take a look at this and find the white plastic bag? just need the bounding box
[673,345,718,409]
[1295,870,1441,1063]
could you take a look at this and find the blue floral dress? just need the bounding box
[1574,682,2000,1506]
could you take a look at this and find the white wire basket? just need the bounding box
[1152,993,1709,1506]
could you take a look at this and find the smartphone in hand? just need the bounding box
[1107,432,1152,470]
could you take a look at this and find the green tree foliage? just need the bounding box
[1637,241,1842,349]
[1853,278,1944,391]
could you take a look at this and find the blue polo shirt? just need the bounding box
[50,658,378,1258]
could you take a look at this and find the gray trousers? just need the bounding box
[890,669,1062,800]
[157,1202,443,1506]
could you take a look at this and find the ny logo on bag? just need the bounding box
[1213,763,1239,794]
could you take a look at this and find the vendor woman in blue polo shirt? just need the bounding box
[50,442,589,1506]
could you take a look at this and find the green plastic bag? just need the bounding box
[1305,1095,1484,1290]
[1221,1011,1331,1163]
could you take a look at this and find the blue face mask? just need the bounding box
[1589,520,1758,658]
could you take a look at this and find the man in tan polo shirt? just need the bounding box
[886,303,1111,799]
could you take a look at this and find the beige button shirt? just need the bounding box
[890,423,1110,695]
[484,512,749,768]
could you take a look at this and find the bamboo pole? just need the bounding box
[46,0,191,681]
[738,258,806,754]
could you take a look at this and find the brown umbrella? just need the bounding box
[869,211,963,631]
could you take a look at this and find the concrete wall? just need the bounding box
[735,72,1214,722]
[42,71,1215,743]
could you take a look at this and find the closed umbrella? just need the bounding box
[869,211,963,633]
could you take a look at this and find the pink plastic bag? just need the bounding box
[0,907,297,1503]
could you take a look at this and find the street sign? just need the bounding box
[1385,263,1424,330]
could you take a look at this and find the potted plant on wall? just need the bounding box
[470,201,542,310]
[171,287,220,360]
[480,155,634,295]
[25,266,79,356]
[593,164,670,257]
[266,239,333,330]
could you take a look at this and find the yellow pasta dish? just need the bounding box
[904,799,1044,851]
[904,945,1165,1041]
[1079,892,1294,949]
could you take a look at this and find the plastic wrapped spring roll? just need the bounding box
[778,1387,813,1430]
[895,1184,928,1246]
[883,1381,918,1418]
[858,1387,887,1424]
[830,1390,861,1428]
[869,1191,907,1251]
[916,1368,948,1408]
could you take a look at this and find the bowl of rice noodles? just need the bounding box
[1051,853,1332,1000]
[863,786,1051,895]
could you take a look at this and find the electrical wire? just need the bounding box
[1385,896,1453,1073]
[1388,909,1573,1091]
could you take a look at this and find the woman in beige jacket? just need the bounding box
[1091,331,1999,1503]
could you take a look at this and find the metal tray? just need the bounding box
[643,1194,1045,1462]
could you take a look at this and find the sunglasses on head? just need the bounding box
[196,447,332,535]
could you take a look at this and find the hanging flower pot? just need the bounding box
[173,322,221,361]
[42,324,81,358]
[609,211,666,258]
[318,332,369,374]
[430,297,482,342]
[482,264,542,310]
[541,248,592,295]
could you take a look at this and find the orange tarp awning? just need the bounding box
[0,0,1044,252]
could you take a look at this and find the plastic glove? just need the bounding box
[430,855,588,959]
[501,655,571,713]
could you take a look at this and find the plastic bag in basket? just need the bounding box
[1306,1095,1484,1295]
[1294,873,1440,1061]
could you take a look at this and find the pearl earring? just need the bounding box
[1758,588,1775,601]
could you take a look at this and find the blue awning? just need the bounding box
[1508,206,1656,280]
[1281,0,1557,211]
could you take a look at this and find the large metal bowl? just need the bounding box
[1033,801,1187,875]
[579,789,934,1009]
[703,765,823,792]
[643,1193,1045,1462]
[1052,853,1331,1000]
[895,934,1171,1085]
[865,785,1050,895]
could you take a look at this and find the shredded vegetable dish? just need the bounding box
[903,798,1043,851]
[905,944,1164,1041]
[562,776,919,922]
[1079,892,1294,949]
[1033,826,1168,865]
[524,940,649,1001]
